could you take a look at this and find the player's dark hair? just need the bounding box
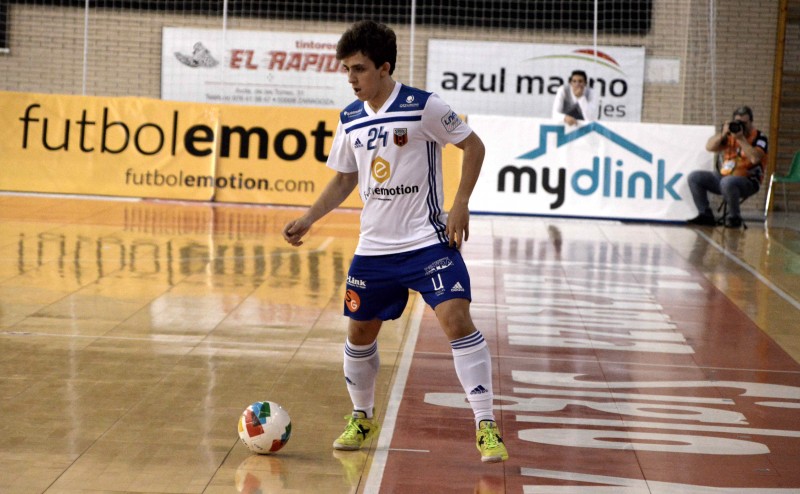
[336,20,397,75]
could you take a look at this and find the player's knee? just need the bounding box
[435,299,476,338]
[348,319,381,344]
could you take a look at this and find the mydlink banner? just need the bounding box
[468,115,714,222]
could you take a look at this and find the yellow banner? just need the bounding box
[212,104,360,207]
[0,91,218,200]
[0,91,463,209]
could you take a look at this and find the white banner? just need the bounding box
[468,116,714,221]
[161,28,353,109]
[427,40,645,122]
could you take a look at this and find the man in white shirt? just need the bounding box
[282,20,508,464]
[551,69,597,125]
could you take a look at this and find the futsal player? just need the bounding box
[282,20,508,463]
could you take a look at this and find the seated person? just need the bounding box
[686,106,767,228]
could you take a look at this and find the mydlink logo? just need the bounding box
[497,122,683,210]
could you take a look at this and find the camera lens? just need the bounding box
[729,121,742,133]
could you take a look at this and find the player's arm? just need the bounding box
[282,171,358,247]
[448,131,484,249]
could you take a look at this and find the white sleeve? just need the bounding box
[325,119,357,173]
[422,93,473,146]
[552,85,567,120]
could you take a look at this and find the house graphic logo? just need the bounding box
[497,122,683,210]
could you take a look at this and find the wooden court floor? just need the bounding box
[1,193,799,494]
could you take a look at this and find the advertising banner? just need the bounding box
[161,27,354,109]
[0,91,218,201]
[0,91,464,210]
[211,104,356,207]
[427,40,645,122]
[467,115,715,221]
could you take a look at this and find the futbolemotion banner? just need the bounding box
[0,91,464,209]
[467,116,715,222]
[0,92,219,201]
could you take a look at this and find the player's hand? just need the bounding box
[564,115,578,126]
[283,217,312,247]
[446,203,470,249]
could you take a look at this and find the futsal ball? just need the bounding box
[238,401,292,454]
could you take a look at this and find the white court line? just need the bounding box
[363,295,426,493]
[696,230,800,312]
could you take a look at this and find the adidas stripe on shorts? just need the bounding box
[343,243,472,321]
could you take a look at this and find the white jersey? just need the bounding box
[327,82,472,255]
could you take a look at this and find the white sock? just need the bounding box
[451,331,495,427]
[343,339,379,419]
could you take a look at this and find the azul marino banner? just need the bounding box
[427,40,645,121]
[467,116,715,222]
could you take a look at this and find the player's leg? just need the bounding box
[334,253,408,451]
[435,298,493,424]
[409,244,508,462]
[435,299,508,463]
[344,318,382,419]
[435,299,493,424]
[334,317,383,450]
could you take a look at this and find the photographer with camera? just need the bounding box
[686,106,767,228]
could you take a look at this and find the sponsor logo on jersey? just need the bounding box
[354,138,364,148]
[345,289,361,312]
[347,276,366,288]
[371,157,391,183]
[424,257,454,275]
[345,108,364,118]
[366,157,423,201]
[364,184,421,201]
[399,94,420,109]
[451,282,465,292]
[393,128,408,147]
[441,109,463,133]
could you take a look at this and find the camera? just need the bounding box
[728,121,743,133]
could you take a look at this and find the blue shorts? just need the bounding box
[343,243,472,321]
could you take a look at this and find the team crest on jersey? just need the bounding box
[393,128,408,147]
